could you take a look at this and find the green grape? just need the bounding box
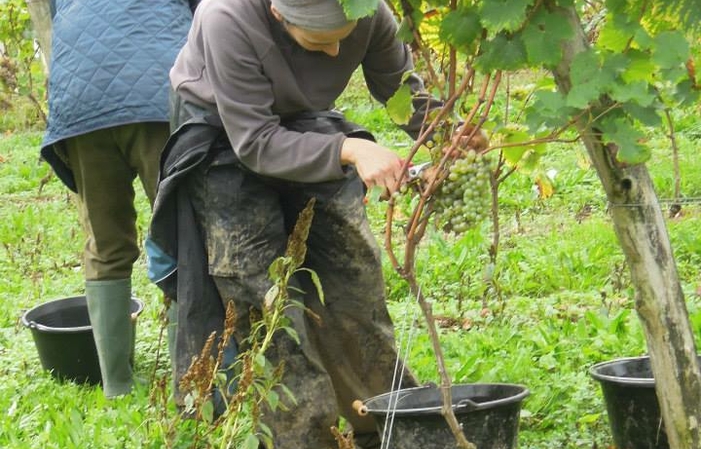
[432,152,493,235]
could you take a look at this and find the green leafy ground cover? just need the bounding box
[1,88,700,447]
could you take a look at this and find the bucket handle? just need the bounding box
[26,320,51,332]
[455,398,481,412]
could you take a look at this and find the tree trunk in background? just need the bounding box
[25,0,52,72]
[550,6,701,449]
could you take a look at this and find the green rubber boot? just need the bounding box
[86,278,134,398]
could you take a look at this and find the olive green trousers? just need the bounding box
[62,122,169,280]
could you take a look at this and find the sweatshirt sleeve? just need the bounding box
[361,2,443,140]
[196,5,346,183]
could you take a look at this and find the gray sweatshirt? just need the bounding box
[170,0,431,182]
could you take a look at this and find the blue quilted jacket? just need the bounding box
[41,0,193,191]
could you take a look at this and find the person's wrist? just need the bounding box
[340,137,360,165]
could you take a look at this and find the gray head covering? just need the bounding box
[271,0,352,31]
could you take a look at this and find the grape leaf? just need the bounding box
[339,0,379,20]
[524,90,574,130]
[610,80,655,106]
[616,140,651,165]
[480,0,532,32]
[566,50,614,108]
[566,83,601,108]
[533,90,567,111]
[519,148,542,172]
[652,31,690,70]
[522,8,573,67]
[502,146,528,166]
[501,128,531,165]
[621,50,656,84]
[633,27,654,51]
[396,17,414,44]
[569,49,601,86]
[671,79,700,107]
[602,52,630,77]
[386,83,413,125]
[439,8,481,50]
[622,102,662,127]
[476,33,528,72]
[601,118,650,165]
[605,0,628,14]
[597,13,640,52]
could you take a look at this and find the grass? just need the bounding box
[1,78,701,447]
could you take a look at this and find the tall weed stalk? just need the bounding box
[153,200,323,449]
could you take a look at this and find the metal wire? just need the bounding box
[380,288,420,449]
[608,197,701,208]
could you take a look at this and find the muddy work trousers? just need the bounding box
[187,152,416,449]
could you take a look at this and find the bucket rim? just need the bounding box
[21,295,144,334]
[589,355,655,386]
[362,383,530,416]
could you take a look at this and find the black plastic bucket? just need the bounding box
[589,355,694,449]
[21,295,144,385]
[362,383,530,449]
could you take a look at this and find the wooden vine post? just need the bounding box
[550,5,701,448]
[24,0,52,72]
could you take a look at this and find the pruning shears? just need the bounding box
[406,162,432,182]
[363,162,433,205]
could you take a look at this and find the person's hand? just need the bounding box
[341,137,404,199]
[448,123,489,157]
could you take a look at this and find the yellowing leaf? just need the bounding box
[534,173,555,199]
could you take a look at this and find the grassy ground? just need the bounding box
[1,89,700,447]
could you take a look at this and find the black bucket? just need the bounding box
[21,295,144,385]
[589,355,693,449]
[362,383,530,449]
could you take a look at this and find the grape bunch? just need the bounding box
[433,150,493,234]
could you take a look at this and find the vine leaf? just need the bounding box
[500,127,540,166]
[652,31,690,70]
[386,83,413,125]
[610,80,655,107]
[566,49,617,108]
[522,8,573,67]
[597,13,642,52]
[620,50,655,84]
[601,117,651,165]
[397,17,414,43]
[339,0,379,20]
[570,49,602,86]
[476,33,527,72]
[524,90,574,130]
[439,8,481,51]
[516,146,544,172]
[621,102,661,127]
[479,0,531,33]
